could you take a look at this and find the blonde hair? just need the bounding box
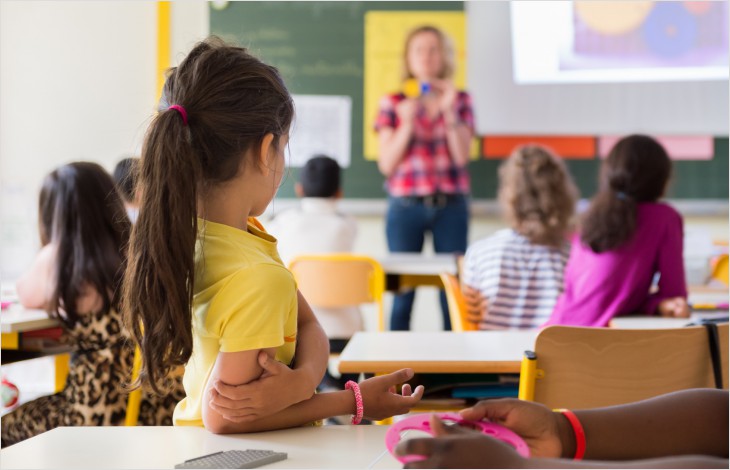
[498,145,579,247]
[402,25,455,81]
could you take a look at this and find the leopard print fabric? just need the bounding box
[1,307,185,447]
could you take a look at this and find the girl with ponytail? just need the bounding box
[546,134,688,327]
[461,145,578,329]
[123,37,423,434]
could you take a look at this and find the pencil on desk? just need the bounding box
[691,303,729,310]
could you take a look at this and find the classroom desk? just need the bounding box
[0,425,401,469]
[1,308,60,335]
[609,311,728,329]
[338,331,537,374]
[1,307,68,392]
[378,253,458,291]
[687,285,728,307]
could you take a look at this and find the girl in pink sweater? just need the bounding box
[546,135,689,327]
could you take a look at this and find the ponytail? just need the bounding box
[123,110,200,393]
[580,190,637,253]
[580,135,671,253]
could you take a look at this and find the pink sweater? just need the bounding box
[546,203,687,327]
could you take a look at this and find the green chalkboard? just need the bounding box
[210,3,729,200]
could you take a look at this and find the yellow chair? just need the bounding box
[288,254,386,332]
[518,324,728,410]
[439,273,478,332]
[124,346,143,426]
[709,254,729,287]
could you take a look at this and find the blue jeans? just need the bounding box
[386,194,469,331]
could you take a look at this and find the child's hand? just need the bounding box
[208,351,313,423]
[658,297,690,318]
[459,398,562,458]
[396,99,419,125]
[358,368,424,420]
[462,285,487,325]
[395,415,525,469]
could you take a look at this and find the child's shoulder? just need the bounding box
[638,201,683,223]
[467,229,518,254]
[220,262,295,296]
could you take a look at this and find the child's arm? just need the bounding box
[16,244,55,309]
[377,100,417,177]
[461,248,487,325]
[290,290,329,391]
[398,389,728,468]
[641,212,687,315]
[203,350,423,434]
[208,291,329,422]
[462,285,488,325]
[398,427,728,469]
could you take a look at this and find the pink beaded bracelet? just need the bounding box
[345,380,364,425]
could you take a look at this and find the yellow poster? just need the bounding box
[363,11,476,161]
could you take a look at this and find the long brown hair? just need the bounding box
[581,134,671,253]
[122,37,294,393]
[38,162,130,327]
[498,145,578,247]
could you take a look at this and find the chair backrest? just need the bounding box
[717,323,728,389]
[439,273,478,332]
[288,254,385,331]
[710,254,729,286]
[519,325,727,410]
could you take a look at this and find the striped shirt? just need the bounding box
[373,91,474,197]
[462,229,570,329]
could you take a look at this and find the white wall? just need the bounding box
[0,1,208,281]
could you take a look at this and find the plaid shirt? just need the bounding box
[374,91,474,197]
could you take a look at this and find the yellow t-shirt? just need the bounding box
[173,218,298,426]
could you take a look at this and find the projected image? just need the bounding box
[564,2,728,70]
[511,1,729,83]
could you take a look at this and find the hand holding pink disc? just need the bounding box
[385,412,530,464]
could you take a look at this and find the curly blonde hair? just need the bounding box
[498,145,579,247]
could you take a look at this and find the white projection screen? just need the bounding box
[466,1,729,135]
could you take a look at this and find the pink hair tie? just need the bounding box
[345,380,364,425]
[168,104,188,126]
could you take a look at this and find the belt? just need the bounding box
[399,193,461,208]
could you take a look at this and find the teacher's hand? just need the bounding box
[432,79,458,114]
[396,99,419,125]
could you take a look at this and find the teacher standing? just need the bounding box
[374,25,474,331]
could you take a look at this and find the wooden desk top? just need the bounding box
[338,331,537,374]
[687,285,728,306]
[0,425,400,469]
[1,307,59,334]
[610,311,728,329]
[378,253,457,276]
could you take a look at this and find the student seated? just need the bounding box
[1,162,184,447]
[123,37,423,434]
[112,156,140,223]
[461,145,578,329]
[267,155,360,390]
[546,135,689,327]
[396,388,728,468]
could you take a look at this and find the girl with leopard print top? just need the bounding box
[1,162,184,447]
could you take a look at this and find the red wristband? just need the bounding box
[556,409,585,460]
[345,380,364,425]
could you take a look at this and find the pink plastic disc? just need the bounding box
[385,412,531,464]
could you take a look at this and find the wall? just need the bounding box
[0,1,208,281]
